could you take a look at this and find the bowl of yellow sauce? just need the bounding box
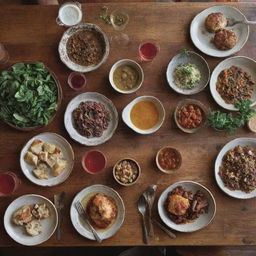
[122,96,165,134]
[109,59,144,94]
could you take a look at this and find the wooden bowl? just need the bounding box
[2,61,62,131]
[113,158,141,186]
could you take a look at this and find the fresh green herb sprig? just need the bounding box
[98,6,111,25]
[0,62,58,128]
[207,100,256,134]
[180,48,191,57]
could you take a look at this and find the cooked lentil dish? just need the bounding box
[177,104,203,129]
[165,186,209,224]
[219,145,256,193]
[66,30,105,66]
[216,66,254,104]
[114,159,139,184]
[158,148,181,170]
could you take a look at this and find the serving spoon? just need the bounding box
[227,17,256,27]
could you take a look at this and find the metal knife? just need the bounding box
[54,191,65,240]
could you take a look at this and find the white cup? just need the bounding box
[56,2,82,27]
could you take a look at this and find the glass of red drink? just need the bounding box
[0,172,20,196]
[82,151,106,174]
[68,72,86,91]
[139,40,160,62]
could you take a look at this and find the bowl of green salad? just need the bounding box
[0,62,62,131]
[166,50,210,95]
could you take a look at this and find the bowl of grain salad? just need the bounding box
[113,158,141,186]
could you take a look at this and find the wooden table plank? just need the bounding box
[0,2,256,246]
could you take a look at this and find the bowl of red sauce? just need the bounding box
[82,150,106,174]
[156,147,182,174]
[68,72,86,91]
[174,99,209,134]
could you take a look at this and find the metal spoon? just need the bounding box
[143,185,157,237]
[137,194,149,244]
[227,17,256,27]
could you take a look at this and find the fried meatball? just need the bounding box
[205,12,227,33]
[166,194,190,216]
[87,193,117,229]
[213,29,237,50]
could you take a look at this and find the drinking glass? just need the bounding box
[68,72,87,91]
[0,172,20,196]
[0,43,9,65]
[139,40,160,62]
[110,9,130,47]
[56,1,82,27]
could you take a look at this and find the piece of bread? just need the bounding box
[25,220,41,236]
[30,140,43,155]
[52,159,67,176]
[43,142,56,154]
[12,205,33,226]
[38,151,48,162]
[32,204,50,219]
[24,152,38,166]
[37,162,49,172]
[32,168,48,179]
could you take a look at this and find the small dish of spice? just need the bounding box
[156,147,182,174]
[174,99,208,133]
[109,59,144,94]
[113,158,141,186]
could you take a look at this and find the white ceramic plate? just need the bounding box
[210,56,256,111]
[58,23,110,72]
[20,132,74,187]
[70,184,125,241]
[215,137,256,199]
[64,92,118,146]
[122,96,165,134]
[166,51,210,95]
[190,5,249,58]
[158,181,216,232]
[4,194,57,246]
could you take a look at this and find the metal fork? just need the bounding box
[227,17,256,27]
[74,201,102,243]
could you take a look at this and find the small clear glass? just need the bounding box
[110,9,130,47]
[56,1,82,27]
[0,43,9,65]
[68,72,87,91]
[0,172,20,196]
[139,40,160,62]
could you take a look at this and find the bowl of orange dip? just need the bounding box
[122,96,165,134]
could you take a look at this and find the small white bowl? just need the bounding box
[109,59,144,94]
[210,56,256,111]
[166,51,210,95]
[158,181,216,233]
[215,137,256,199]
[122,96,165,134]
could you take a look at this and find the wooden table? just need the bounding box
[1,2,256,247]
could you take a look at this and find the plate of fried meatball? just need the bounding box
[190,5,249,57]
[158,181,216,232]
[70,185,125,241]
[4,194,58,246]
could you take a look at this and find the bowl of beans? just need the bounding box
[156,147,182,174]
[113,158,141,186]
[174,99,209,133]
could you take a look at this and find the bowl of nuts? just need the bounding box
[113,158,141,186]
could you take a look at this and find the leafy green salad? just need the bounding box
[0,62,58,128]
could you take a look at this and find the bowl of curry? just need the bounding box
[109,59,144,94]
[58,23,110,73]
[122,96,165,134]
